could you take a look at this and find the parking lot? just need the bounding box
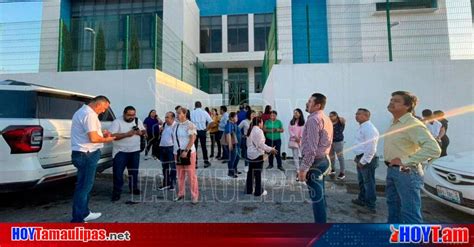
[1,157,472,223]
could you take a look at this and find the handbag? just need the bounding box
[135,118,146,152]
[175,123,191,166]
[220,123,237,146]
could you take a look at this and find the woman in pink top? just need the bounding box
[288,108,305,181]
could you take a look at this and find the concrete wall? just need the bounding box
[262,61,474,157]
[0,69,210,121]
[162,0,200,87]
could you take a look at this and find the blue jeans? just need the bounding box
[386,166,424,223]
[227,145,240,176]
[159,146,176,187]
[357,156,379,209]
[306,156,329,223]
[112,151,140,195]
[71,150,101,223]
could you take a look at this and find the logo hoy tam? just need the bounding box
[390,225,469,244]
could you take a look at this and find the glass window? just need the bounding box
[0,91,36,118]
[99,108,116,122]
[254,13,273,51]
[254,67,264,93]
[228,68,249,105]
[200,16,222,53]
[208,68,223,94]
[376,0,438,11]
[37,93,90,120]
[228,15,248,52]
[68,0,163,71]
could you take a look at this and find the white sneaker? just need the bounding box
[84,212,102,222]
[261,190,268,196]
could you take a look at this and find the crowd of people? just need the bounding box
[69,91,448,224]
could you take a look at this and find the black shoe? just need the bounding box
[337,173,346,180]
[132,189,141,195]
[222,160,227,164]
[210,154,214,158]
[204,161,211,168]
[351,198,366,207]
[228,174,238,178]
[237,171,242,175]
[111,194,121,202]
[277,166,286,172]
[266,166,274,169]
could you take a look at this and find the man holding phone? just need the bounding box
[109,106,146,202]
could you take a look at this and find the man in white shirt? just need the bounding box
[158,112,177,191]
[71,96,115,223]
[109,106,146,202]
[422,109,443,146]
[191,101,213,168]
[351,108,380,214]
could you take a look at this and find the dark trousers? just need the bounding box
[210,132,220,157]
[227,145,240,176]
[112,151,140,196]
[306,156,329,223]
[215,131,223,158]
[71,149,101,223]
[159,146,176,187]
[145,135,157,156]
[194,130,209,162]
[440,136,449,157]
[241,137,249,166]
[357,156,379,209]
[245,156,264,196]
[265,139,282,167]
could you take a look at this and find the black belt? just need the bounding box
[385,161,400,167]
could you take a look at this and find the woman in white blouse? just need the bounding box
[245,117,276,196]
[173,107,199,204]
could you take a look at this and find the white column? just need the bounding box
[276,0,293,64]
[222,15,228,53]
[223,68,229,105]
[39,0,61,72]
[248,14,255,52]
[248,66,255,93]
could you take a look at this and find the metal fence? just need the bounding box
[1,14,212,91]
[262,8,278,87]
[286,1,474,63]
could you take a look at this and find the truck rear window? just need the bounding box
[0,91,36,118]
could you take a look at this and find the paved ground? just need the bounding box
[0,155,472,223]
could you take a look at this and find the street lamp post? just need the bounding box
[386,0,393,62]
[386,0,400,62]
[84,27,96,70]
